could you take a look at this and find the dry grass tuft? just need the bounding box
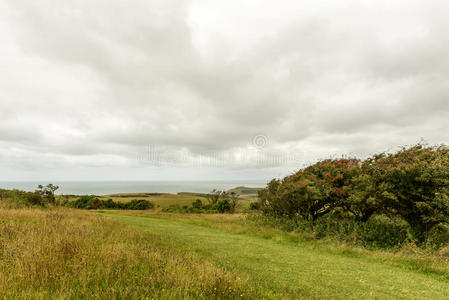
[0,208,256,299]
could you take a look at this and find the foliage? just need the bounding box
[260,158,360,220]
[35,184,59,205]
[163,190,240,214]
[249,202,260,210]
[0,185,58,207]
[70,195,153,210]
[367,145,449,239]
[192,199,203,209]
[214,198,233,213]
[259,144,449,245]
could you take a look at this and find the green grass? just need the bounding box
[105,212,449,299]
[0,209,259,299]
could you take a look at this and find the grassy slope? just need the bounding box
[0,209,258,299]
[105,212,449,300]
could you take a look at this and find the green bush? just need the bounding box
[192,199,203,209]
[258,144,449,246]
[126,199,154,210]
[367,145,449,240]
[426,224,449,248]
[214,199,233,213]
[259,158,360,220]
[71,195,104,209]
[0,185,59,207]
[249,202,260,210]
[70,196,153,210]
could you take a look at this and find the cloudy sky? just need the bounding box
[1,0,449,182]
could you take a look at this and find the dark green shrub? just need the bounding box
[70,196,153,210]
[249,202,260,210]
[103,198,118,209]
[206,190,239,213]
[426,224,449,248]
[192,199,203,209]
[0,189,45,207]
[125,199,153,210]
[355,216,408,248]
[71,195,104,209]
[370,145,449,239]
[214,199,233,213]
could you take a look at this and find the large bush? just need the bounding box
[260,158,360,220]
[258,144,449,245]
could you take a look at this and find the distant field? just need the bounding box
[58,186,258,210]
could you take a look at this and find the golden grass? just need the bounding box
[0,208,258,299]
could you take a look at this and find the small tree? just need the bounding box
[35,184,59,205]
[206,189,223,205]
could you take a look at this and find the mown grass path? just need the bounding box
[105,213,449,299]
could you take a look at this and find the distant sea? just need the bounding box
[0,181,267,196]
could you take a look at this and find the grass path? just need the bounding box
[105,213,449,299]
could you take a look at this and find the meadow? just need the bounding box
[1,204,449,299]
[0,208,257,299]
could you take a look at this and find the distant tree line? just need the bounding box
[0,185,153,210]
[0,184,59,207]
[69,195,153,210]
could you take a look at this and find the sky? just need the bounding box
[1,0,449,182]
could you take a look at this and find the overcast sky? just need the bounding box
[1,0,449,182]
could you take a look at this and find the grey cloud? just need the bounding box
[1,0,449,180]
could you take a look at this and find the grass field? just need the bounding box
[104,212,449,299]
[1,207,449,299]
[0,209,257,299]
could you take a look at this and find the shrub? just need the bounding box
[214,199,233,213]
[0,189,45,207]
[249,202,260,210]
[260,158,360,220]
[258,143,449,246]
[192,199,203,209]
[371,145,449,239]
[71,195,104,209]
[426,223,449,248]
[126,199,154,210]
[70,196,153,210]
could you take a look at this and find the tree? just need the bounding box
[35,184,59,205]
[206,189,239,213]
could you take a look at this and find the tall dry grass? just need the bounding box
[0,208,256,299]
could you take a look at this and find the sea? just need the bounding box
[0,181,267,196]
